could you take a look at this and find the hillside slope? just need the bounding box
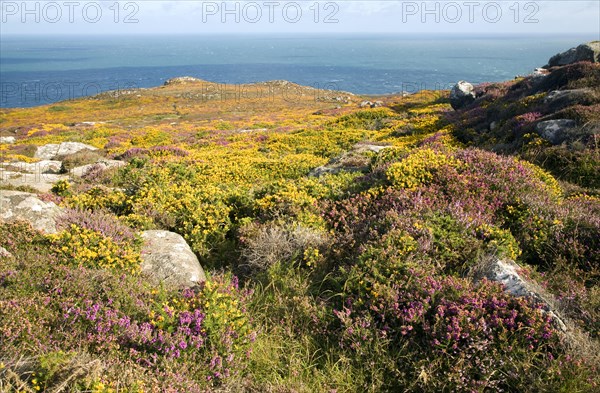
[1,48,599,392]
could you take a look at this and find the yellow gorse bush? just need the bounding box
[521,161,563,200]
[67,187,131,214]
[386,148,460,190]
[476,223,522,260]
[49,224,141,273]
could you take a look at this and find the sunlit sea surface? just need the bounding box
[0,34,594,107]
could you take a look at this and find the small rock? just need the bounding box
[309,166,342,177]
[529,68,549,87]
[450,81,476,110]
[70,159,126,177]
[0,246,12,258]
[357,143,390,153]
[2,160,63,174]
[536,119,577,145]
[309,142,390,177]
[74,121,105,127]
[140,230,207,288]
[0,191,61,234]
[164,76,203,86]
[359,101,383,109]
[544,89,594,112]
[490,121,499,131]
[35,142,98,160]
[0,170,23,181]
[0,172,68,193]
[471,256,567,332]
[546,41,600,68]
[0,136,16,144]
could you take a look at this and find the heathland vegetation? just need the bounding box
[1,49,599,392]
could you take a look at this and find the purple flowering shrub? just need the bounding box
[80,163,111,183]
[0,222,254,390]
[149,145,190,157]
[516,111,543,126]
[316,144,600,390]
[336,258,558,390]
[326,221,560,391]
[327,142,596,281]
[118,145,190,161]
[56,208,137,243]
[324,149,543,274]
[58,276,253,383]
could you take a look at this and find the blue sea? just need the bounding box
[0,34,595,108]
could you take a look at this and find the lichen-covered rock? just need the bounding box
[450,81,476,110]
[546,41,600,68]
[536,119,578,145]
[0,191,60,233]
[140,230,207,288]
[0,136,16,144]
[2,160,63,174]
[544,89,595,112]
[471,257,567,332]
[35,142,98,160]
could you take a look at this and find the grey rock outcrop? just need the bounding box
[140,230,206,288]
[359,101,383,108]
[309,142,390,177]
[0,136,16,144]
[530,68,549,88]
[1,160,67,193]
[544,89,594,112]
[450,81,476,110]
[2,160,63,174]
[546,41,600,68]
[536,119,578,145]
[0,172,68,193]
[0,191,60,233]
[35,142,98,160]
[471,257,567,332]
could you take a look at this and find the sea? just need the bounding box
[0,34,595,108]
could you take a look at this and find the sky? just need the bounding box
[1,0,599,35]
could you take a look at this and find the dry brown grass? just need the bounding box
[240,222,328,270]
[0,353,103,393]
